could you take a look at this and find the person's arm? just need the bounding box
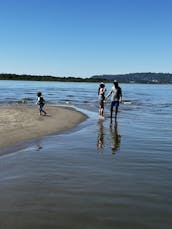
[105,90,112,100]
[119,88,122,102]
[103,87,107,93]
[98,87,100,95]
[36,97,40,104]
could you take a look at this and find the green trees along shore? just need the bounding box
[0,72,172,83]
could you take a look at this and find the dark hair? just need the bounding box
[37,91,42,97]
[100,83,105,88]
[114,81,119,87]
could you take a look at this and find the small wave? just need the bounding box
[47,93,55,96]
[67,95,75,98]
[16,98,34,104]
[160,103,172,108]
[23,97,34,101]
[59,101,73,105]
[65,101,71,104]
[122,100,143,105]
[25,92,35,95]
[122,100,132,105]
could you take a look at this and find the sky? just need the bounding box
[0,0,172,78]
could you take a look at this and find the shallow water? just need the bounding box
[0,81,172,228]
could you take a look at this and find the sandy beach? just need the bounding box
[0,105,87,149]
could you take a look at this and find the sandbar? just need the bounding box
[0,105,87,149]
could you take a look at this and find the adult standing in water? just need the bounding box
[98,82,106,119]
[106,80,122,119]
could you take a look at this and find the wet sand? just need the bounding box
[0,105,87,149]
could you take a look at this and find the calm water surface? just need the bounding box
[0,80,172,229]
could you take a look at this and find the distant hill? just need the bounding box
[1,72,172,83]
[91,72,172,84]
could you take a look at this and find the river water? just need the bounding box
[0,80,172,229]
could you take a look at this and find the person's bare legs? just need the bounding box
[101,107,104,116]
[40,109,47,116]
[115,106,118,119]
[42,109,47,115]
[111,103,119,120]
[99,101,104,118]
[110,105,113,119]
[99,106,102,116]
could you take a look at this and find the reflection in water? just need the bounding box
[97,120,121,153]
[97,121,104,151]
[110,120,121,154]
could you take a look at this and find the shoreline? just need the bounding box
[0,105,87,151]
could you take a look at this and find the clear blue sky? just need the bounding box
[0,0,172,77]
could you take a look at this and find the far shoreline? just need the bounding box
[1,72,172,84]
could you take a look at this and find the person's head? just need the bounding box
[100,82,105,88]
[37,91,42,97]
[113,80,119,88]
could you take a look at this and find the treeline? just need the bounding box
[91,72,172,84]
[1,72,172,83]
[0,73,101,82]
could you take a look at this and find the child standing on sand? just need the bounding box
[36,91,47,116]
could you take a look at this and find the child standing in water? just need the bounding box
[36,91,47,116]
[98,82,106,119]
